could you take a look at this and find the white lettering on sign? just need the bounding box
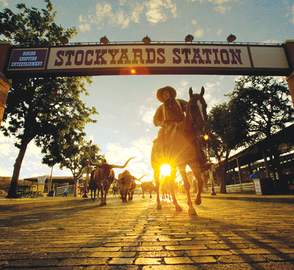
[47,45,251,69]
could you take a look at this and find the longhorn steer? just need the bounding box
[90,157,134,205]
[141,181,156,198]
[118,171,144,203]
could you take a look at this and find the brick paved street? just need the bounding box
[0,195,293,270]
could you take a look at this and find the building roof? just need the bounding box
[222,124,294,167]
[24,176,74,183]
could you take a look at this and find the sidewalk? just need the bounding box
[202,192,294,203]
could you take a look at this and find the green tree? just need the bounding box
[229,76,294,189]
[230,76,294,141]
[0,1,97,197]
[208,100,249,193]
[42,138,103,196]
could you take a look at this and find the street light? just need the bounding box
[142,35,151,44]
[185,34,194,43]
[226,34,237,43]
[100,36,109,44]
[203,133,216,195]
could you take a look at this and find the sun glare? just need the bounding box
[160,164,171,177]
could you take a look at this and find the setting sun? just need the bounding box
[160,164,172,177]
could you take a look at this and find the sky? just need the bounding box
[0,0,294,181]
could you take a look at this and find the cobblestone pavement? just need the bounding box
[0,194,293,270]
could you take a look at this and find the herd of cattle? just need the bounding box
[88,158,156,205]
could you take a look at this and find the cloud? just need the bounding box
[291,4,294,24]
[0,132,72,179]
[0,165,10,176]
[189,0,237,14]
[191,18,205,39]
[191,19,198,25]
[209,0,237,13]
[78,0,177,31]
[131,4,145,23]
[105,136,154,180]
[78,2,144,30]
[145,0,177,24]
[78,15,91,32]
[0,135,17,157]
[194,28,204,38]
[139,105,156,125]
[0,0,8,7]
[216,28,223,36]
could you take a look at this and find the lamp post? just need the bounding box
[203,134,216,196]
[47,166,54,196]
[82,159,90,198]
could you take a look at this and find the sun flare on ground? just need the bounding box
[160,164,172,177]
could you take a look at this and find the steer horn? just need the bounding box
[136,174,146,181]
[109,157,135,169]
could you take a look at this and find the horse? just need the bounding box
[151,86,208,216]
[89,157,134,205]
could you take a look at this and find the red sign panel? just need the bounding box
[7,48,48,70]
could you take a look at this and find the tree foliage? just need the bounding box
[208,100,249,193]
[43,138,103,180]
[0,1,97,197]
[230,76,294,141]
[0,0,75,45]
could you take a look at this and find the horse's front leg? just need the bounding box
[170,168,182,212]
[154,168,161,210]
[190,162,204,205]
[179,165,196,216]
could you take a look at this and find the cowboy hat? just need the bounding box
[156,86,177,102]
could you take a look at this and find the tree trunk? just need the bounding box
[73,177,78,197]
[7,140,30,198]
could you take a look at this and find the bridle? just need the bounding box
[187,93,207,134]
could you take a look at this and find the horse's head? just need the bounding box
[187,86,208,133]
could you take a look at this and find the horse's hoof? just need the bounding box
[188,207,197,216]
[157,204,162,210]
[195,196,202,205]
[175,205,183,212]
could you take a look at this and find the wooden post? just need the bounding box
[285,41,294,106]
[0,43,12,126]
[287,72,294,106]
[0,73,10,126]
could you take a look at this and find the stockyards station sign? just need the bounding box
[4,42,293,77]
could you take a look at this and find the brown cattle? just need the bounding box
[118,171,144,203]
[118,170,136,203]
[141,181,156,198]
[89,157,134,205]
